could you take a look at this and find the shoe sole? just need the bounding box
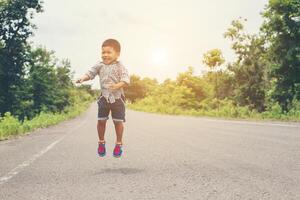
[113,153,122,158]
[98,151,106,157]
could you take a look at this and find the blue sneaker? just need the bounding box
[98,142,106,157]
[113,144,123,158]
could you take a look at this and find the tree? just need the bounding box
[224,19,268,111]
[202,71,234,100]
[56,59,73,89]
[176,66,212,102]
[124,75,148,103]
[138,80,198,111]
[140,77,158,96]
[203,49,225,68]
[261,0,300,111]
[0,0,43,116]
[203,49,225,111]
[26,47,74,116]
[27,47,58,115]
[54,59,74,111]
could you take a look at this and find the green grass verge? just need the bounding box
[128,99,300,122]
[0,89,95,141]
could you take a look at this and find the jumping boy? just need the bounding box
[76,39,130,158]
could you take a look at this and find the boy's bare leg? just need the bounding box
[113,121,124,144]
[97,120,107,142]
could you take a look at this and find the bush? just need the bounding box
[0,112,22,140]
[129,96,299,121]
[0,88,95,141]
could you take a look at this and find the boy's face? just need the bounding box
[101,46,120,65]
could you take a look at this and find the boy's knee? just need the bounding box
[113,121,123,126]
[97,120,107,126]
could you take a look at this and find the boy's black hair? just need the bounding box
[102,39,121,53]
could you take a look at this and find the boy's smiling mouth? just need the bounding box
[103,58,112,64]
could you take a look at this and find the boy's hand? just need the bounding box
[75,74,90,84]
[109,83,121,90]
[75,78,83,84]
[109,82,126,90]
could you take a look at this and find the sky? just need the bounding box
[30,0,269,87]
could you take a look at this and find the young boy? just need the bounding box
[76,39,130,158]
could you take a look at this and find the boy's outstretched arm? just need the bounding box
[75,74,91,84]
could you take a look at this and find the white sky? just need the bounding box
[30,0,269,86]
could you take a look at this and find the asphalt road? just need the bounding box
[0,103,300,200]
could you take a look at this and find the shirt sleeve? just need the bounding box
[119,64,130,84]
[85,61,101,80]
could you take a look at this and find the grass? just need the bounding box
[0,89,95,141]
[128,98,300,122]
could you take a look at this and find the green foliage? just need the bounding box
[0,0,43,116]
[129,9,300,120]
[224,18,268,111]
[261,101,283,119]
[0,46,77,120]
[202,49,226,101]
[26,47,74,117]
[27,47,58,115]
[197,98,258,118]
[125,74,158,103]
[261,0,300,111]
[130,79,198,114]
[0,88,94,141]
[0,1,96,140]
[0,112,21,139]
[202,71,234,100]
[129,66,300,121]
[176,67,213,101]
[130,94,300,121]
[203,49,225,68]
[124,75,147,102]
[287,99,300,118]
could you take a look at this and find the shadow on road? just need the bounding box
[95,168,144,175]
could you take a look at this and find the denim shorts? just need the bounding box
[97,95,126,122]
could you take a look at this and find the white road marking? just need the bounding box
[0,118,87,185]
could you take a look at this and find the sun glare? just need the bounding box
[151,48,168,66]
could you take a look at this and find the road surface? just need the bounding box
[0,103,300,200]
